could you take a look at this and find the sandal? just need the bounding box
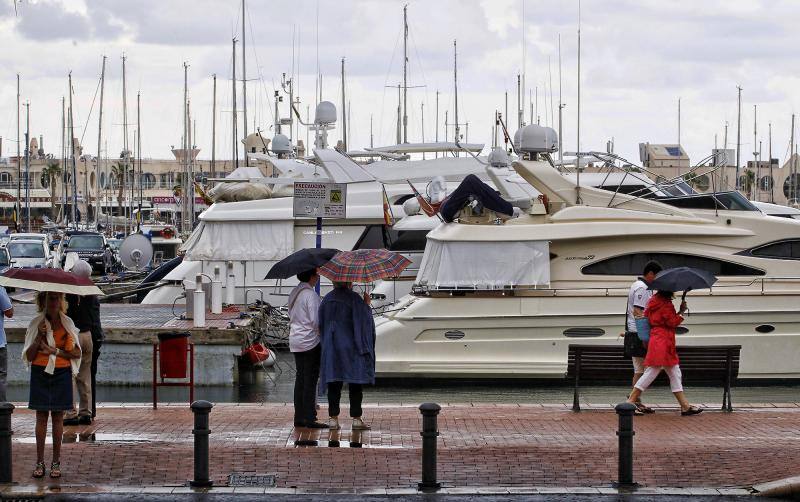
[49,461,62,479]
[635,402,655,414]
[32,461,45,478]
[681,406,703,416]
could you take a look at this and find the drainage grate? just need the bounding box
[227,473,277,487]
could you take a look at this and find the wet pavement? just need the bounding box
[3,403,800,495]
[37,495,768,501]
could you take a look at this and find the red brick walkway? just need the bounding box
[5,403,800,491]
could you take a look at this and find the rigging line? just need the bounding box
[78,74,103,148]
[379,25,403,146]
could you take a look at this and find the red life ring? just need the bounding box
[243,343,270,364]
[161,227,175,239]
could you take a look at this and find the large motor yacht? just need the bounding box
[375,125,800,379]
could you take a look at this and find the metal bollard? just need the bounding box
[189,400,214,488]
[614,402,637,488]
[418,403,442,492]
[0,402,14,483]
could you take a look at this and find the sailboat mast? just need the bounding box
[768,121,773,203]
[61,97,66,222]
[735,85,742,190]
[24,101,30,231]
[517,74,522,130]
[241,0,248,148]
[396,85,401,145]
[16,74,21,230]
[211,74,216,177]
[122,55,129,233]
[69,72,78,226]
[453,39,459,144]
[402,4,408,144]
[752,104,757,198]
[435,90,439,158]
[791,114,796,201]
[231,39,239,170]
[95,55,106,227]
[137,91,142,230]
[341,58,347,151]
[183,62,189,234]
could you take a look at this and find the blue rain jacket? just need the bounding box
[318,287,376,388]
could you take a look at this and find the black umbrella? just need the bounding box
[649,266,717,301]
[264,248,339,280]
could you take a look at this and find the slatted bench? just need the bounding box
[567,344,741,412]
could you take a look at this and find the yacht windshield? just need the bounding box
[67,235,104,250]
[8,242,45,258]
[657,192,757,211]
[353,225,428,252]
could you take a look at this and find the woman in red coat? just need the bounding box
[627,290,703,416]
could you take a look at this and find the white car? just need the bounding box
[9,232,52,249]
[7,239,51,268]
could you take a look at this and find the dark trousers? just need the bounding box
[293,345,321,425]
[327,381,363,418]
[91,342,101,417]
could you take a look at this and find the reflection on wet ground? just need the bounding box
[7,351,800,406]
[292,428,370,448]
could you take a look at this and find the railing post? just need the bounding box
[418,403,441,493]
[189,400,213,488]
[614,402,637,488]
[0,402,14,483]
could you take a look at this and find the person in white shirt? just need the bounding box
[287,269,328,429]
[625,261,662,414]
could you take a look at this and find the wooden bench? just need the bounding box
[567,344,741,412]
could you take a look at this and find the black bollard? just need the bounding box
[418,403,442,492]
[0,402,14,483]
[614,402,637,488]
[189,400,214,488]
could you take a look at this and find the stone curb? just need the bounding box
[752,475,800,497]
[0,484,755,496]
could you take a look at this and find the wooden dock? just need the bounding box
[4,303,253,346]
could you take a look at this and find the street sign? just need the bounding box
[293,181,347,218]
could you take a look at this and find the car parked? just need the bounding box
[55,231,113,274]
[7,239,51,268]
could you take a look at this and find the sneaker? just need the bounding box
[327,417,340,430]
[78,415,92,425]
[352,418,371,430]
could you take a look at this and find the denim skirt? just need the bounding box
[29,365,73,411]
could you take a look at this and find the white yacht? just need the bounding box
[374,125,800,379]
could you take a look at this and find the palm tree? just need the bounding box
[40,160,62,219]
[110,162,129,217]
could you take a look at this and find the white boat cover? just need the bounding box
[181,220,294,261]
[415,238,550,289]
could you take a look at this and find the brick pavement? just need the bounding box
[3,403,800,493]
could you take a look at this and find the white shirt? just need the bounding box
[626,278,652,332]
[287,283,321,353]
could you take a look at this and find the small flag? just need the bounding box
[382,184,394,226]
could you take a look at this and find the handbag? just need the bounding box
[623,330,647,358]
[634,317,651,343]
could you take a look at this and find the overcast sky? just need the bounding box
[2,0,800,167]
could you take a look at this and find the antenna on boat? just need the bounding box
[735,85,742,190]
[341,57,347,151]
[575,0,583,204]
[558,33,564,166]
[677,97,681,146]
[453,39,460,145]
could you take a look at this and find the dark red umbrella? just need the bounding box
[0,268,103,296]
[318,249,411,284]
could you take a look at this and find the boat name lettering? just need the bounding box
[565,255,595,261]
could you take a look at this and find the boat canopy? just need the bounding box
[415,237,550,290]
[181,220,294,261]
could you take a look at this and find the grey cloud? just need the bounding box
[13,0,125,42]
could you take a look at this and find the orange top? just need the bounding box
[31,324,75,368]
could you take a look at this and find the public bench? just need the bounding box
[567,344,741,412]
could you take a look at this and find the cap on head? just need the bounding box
[70,260,92,279]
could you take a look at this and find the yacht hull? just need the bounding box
[375,293,800,379]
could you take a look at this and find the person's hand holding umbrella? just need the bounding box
[649,266,718,315]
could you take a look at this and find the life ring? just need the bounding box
[161,227,175,239]
[243,343,274,366]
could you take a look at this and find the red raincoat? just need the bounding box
[643,294,683,367]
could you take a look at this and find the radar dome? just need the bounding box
[487,147,510,167]
[271,133,292,154]
[515,124,558,154]
[314,101,337,125]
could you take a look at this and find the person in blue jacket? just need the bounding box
[318,281,376,431]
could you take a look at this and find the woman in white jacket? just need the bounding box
[22,292,81,479]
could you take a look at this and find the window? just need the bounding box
[658,192,757,211]
[66,235,105,250]
[353,225,428,252]
[582,252,764,276]
[142,173,157,189]
[784,174,800,200]
[749,240,800,260]
[8,242,45,258]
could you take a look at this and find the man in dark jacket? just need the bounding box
[64,261,104,425]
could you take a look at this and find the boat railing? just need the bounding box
[412,276,800,297]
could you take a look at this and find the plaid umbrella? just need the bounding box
[318,249,411,283]
[0,267,104,296]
